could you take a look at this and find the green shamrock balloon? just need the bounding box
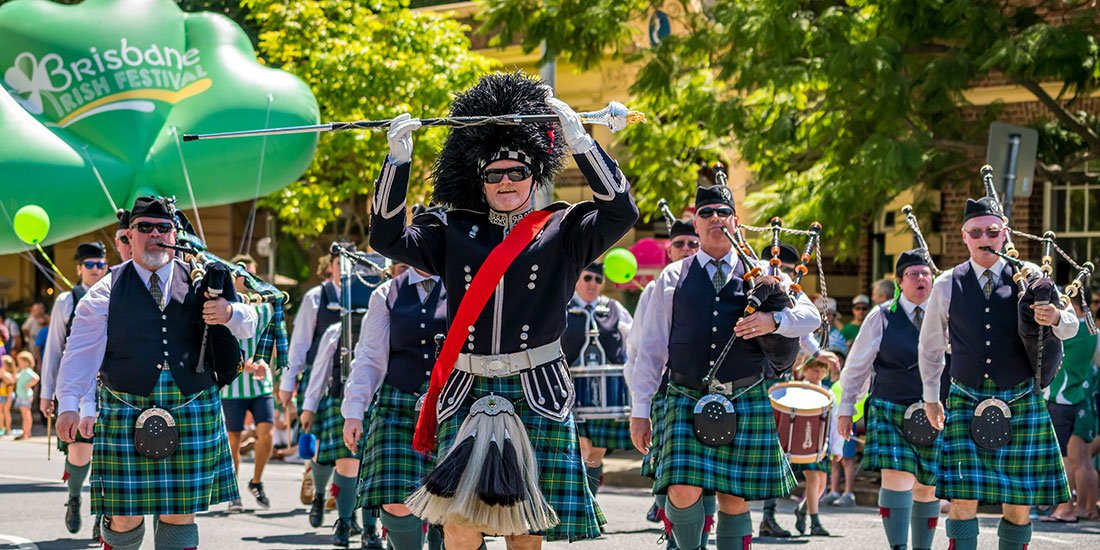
[0,0,319,253]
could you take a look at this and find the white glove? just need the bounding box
[546,97,594,154]
[386,113,421,165]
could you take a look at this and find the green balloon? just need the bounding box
[13,204,49,244]
[604,247,638,284]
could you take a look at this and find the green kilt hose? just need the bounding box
[863,398,940,486]
[938,379,1069,505]
[437,372,605,542]
[640,386,669,478]
[578,418,633,452]
[312,394,359,465]
[91,370,238,516]
[357,382,434,509]
[654,382,796,499]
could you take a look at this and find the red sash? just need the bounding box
[412,210,555,453]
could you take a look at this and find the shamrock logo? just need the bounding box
[3,51,66,115]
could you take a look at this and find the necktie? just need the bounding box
[912,306,924,331]
[982,270,994,300]
[420,278,436,300]
[148,271,165,310]
[710,259,727,293]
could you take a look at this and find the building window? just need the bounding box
[1045,177,1100,284]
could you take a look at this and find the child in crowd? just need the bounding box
[14,350,39,440]
[792,357,834,536]
[0,355,15,436]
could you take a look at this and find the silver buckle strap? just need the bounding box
[455,340,563,377]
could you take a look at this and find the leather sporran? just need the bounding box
[902,402,940,447]
[692,394,737,447]
[970,398,1011,451]
[134,407,179,460]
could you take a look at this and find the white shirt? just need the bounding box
[918,258,1080,403]
[281,282,341,393]
[337,273,441,420]
[837,295,924,416]
[629,251,821,418]
[623,280,656,389]
[56,260,257,417]
[40,285,88,400]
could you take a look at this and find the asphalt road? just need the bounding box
[1,436,1097,549]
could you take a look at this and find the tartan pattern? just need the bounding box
[640,387,669,478]
[578,418,633,451]
[436,373,605,542]
[295,368,312,411]
[862,398,940,486]
[57,432,93,454]
[253,301,289,371]
[313,395,358,465]
[938,379,1070,505]
[357,382,434,509]
[91,370,238,516]
[792,455,832,474]
[654,382,796,500]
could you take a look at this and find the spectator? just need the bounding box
[1,307,22,353]
[841,294,871,343]
[0,355,14,436]
[813,296,847,352]
[21,302,47,359]
[871,278,896,305]
[33,323,49,369]
[14,350,39,440]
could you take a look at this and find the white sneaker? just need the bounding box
[834,493,856,507]
[227,499,244,513]
[820,491,840,506]
[283,455,306,464]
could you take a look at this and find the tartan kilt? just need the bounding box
[295,368,312,410]
[792,455,831,474]
[91,369,238,516]
[436,371,605,542]
[654,382,796,500]
[640,387,669,478]
[312,394,358,465]
[937,379,1069,505]
[862,398,940,487]
[57,432,94,454]
[578,418,632,451]
[357,382,434,509]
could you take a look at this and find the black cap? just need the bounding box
[963,197,1000,223]
[759,243,799,265]
[582,262,604,277]
[116,209,130,230]
[669,219,698,239]
[129,196,175,222]
[695,183,735,210]
[75,241,106,261]
[895,248,932,279]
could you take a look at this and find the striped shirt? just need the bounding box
[221,302,275,399]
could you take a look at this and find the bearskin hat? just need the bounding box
[431,72,566,211]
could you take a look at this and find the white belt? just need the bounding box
[454,340,563,377]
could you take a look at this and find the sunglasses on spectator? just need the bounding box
[82,261,107,269]
[965,227,1002,239]
[671,240,701,250]
[483,166,532,184]
[853,305,868,311]
[697,207,734,219]
[132,221,175,234]
[583,274,604,284]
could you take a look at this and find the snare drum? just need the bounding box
[570,364,632,420]
[769,381,834,464]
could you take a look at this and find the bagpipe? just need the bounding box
[327,242,390,394]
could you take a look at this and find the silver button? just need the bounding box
[529,273,537,281]
[531,265,539,272]
[467,343,474,351]
[520,343,528,350]
[986,358,992,364]
[163,351,169,357]
[711,344,716,349]
[715,297,720,302]
[522,325,530,331]
[520,333,528,341]
[985,308,990,313]
[421,340,427,344]
[527,283,536,289]
[985,341,991,346]
[985,324,991,329]
[162,327,167,333]
[162,339,168,344]
[421,308,426,314]
[984,373,990,379]
[468,325,476,332]
[464,266,471,273]
[713,311,718,316]
[425,371,431,376]
[712,327,717,332]
[465,275,472,282]
[465,284,470,290]
[420,323,425,328]
[423,354,429,359]
[468,335,475,342]
[709,360,715,365]
[161,315,167,320]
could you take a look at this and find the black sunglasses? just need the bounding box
[697,207,734,219]
[82,261,107,269]
[965,227,1002,239]
[483,166,532,184]
[582,274,604,284]
[671,240,701,250]
[132,221,175,234]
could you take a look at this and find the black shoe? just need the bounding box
[646,502,661,523]
[309,495,326,528]
[64,496,81,534]
[332,518,352,548]
[348,515,363,536]
[809,523,830,537]
[248,481,271,509]
[361,529,383,550]
[794,500,807,535]
[91,515,101,541]
[758,514,791,538]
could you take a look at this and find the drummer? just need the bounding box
[630,182,820,550]
[838,250,947,550]
[563,262,633,498]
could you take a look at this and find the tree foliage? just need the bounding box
[245,0,494,239]
[481,0,1100,254]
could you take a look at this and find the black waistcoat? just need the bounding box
[668,258,770,381]
[102,261,206,396]
[306,282,342,366]
[384,272,448,392]
[871,302,950,404]
[948,261,1032,389]
[562,296,626,366]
